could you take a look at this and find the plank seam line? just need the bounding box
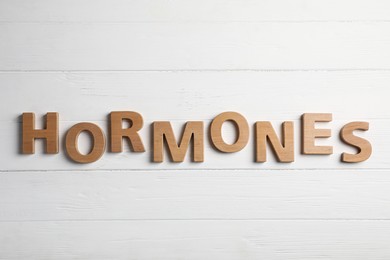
[2,20,390,24]
[1,218,390,222]
[0,168,389,173]
[1,69,390,73]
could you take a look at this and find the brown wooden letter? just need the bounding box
[110,111,145,153]
[22,112,59,154]
[256,121,294,162]
[153,121,204,162]
[210,112,249,153]
[65,123,106,163]
[302,113,333,155]
[340,121,372,163]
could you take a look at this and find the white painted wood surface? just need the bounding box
[2,22,390,70]
[1,1,390,259]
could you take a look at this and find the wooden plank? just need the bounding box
[1,23,390,70]
[0,71,388,121]
[1,0,389,22]
[0,72,388,170]
[0,220,390,259]
[1,1,389,259]
[1,170,390,220]
[1,117,387,170]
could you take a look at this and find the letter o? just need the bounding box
[65,123,106,163]
[210,112,249,153]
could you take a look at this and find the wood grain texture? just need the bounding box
[0,72,388,121]
[0,0,389,22]
[1,170,390,221]
[0,73,386,170]
[210,112,249,153]
[1,0,390,258]
[65,122,106,163]
[302,113,333,155]
[255,121,294,162]
[22,112,59,154]
[340,121,372,162]
[110,111,145,153]
[153,121,204,162]
[2,117,387,170]
[1,220,390,260]
[1,23,390,70]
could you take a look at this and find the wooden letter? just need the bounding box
[65,123,106,163]
[110,111,145,153]
[256,121,294,162]
[22,112,59,154]
[302,113,333,155]
[210,112,249,153]
[340,122,372,163]
[153,121,204,162]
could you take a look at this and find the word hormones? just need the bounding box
[21,111,372,164]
